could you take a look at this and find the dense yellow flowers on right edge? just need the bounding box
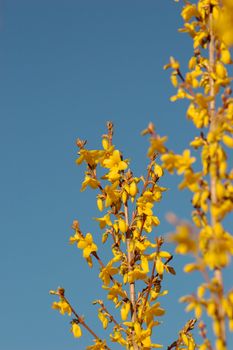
[214,0,233,47]
[159,1,233,350]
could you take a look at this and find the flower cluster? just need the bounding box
[159,1,233,350]
[50,121,176,349]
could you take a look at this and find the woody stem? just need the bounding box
[125,202,136,321]
[124,202,139,350]
[208,7,226,347]
[62,295,111,350]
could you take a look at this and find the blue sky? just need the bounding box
[0,1,232,349]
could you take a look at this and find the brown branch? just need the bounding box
[124,201,139,350]
[167,319,197,350]
[95,300,128,334]
[140,255,173,298]
[71,223,118,285]
[177,68,195,97]
[167,340,178,350]
[199,321,214,350]
[125,202,137,321]
[107,121,113,146]
[57,289,111,350]
[139,257,156,322]
[91,251,118,284]
[208,6,226,347]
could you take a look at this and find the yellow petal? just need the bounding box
[102,138,109,150]
[216,61,227,78]
[154,164,163,177]
[129,181,137,197]
[121,302,130,321]
[156,259,164,275]
[141,255,149,273]
[223,134,233,148]
[71,323,82,338]
[97,198,103,211]
[221,49,231,64]
[118,219,128,233]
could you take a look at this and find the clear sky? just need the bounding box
[0,1,232,350]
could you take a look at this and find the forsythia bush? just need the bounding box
[50,1,233,349]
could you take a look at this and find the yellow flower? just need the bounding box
[170,88,193,102]
[141,255,149,273]
[134,322,150,344]
[76,149,101,166]
[71,322,82,338]
[120,301,131,321]
[185,66,202,89]
[99,262,118,286]
[170,72,178,87]
[161,152,178,173]
[102,138,109,150]
[195,93,213,108]
[176,149,196,174]
[98,311,108,329]
[118,218,128,233]
[129,181,138,197]
[156,258,164,275]
[192,189,209,212]
[214,0,233,47]
[181,333,195,350]
[52,300,72,316]
[186,103,209,128]
[104,184,120,207]
[189,56,197,70]
[81,175,100,192]
[169,224,197,255]
[154,164,163,177]
[133,322,162,348]
[162,150,195,175]
[181,4,199,22]
[143,215,160,233]
[104,167,122,182]
[164,56,180,70]
[200,224,233,269]
[86,339,107,350]
[179,170,201,192]
[220,45,232,64]
[184,262,201,273]
[222,134,233,148]
[96,197,103,211]
[216,61,227,79]
[190,136,205,149]
[110,330,127,346]
[103,150,127,170]
[95,214,112,229]
[128,267,147,283]
[77,233,97,258]
[148,135,167,156]
[179,22,197,38]
[144,302,165,326]
[193,30,209,49]
[137,198,153,216]
[69,230,82,245]
[103,283,127,303]
[103,150,128,181]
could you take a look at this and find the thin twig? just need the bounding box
[91,251,118,284]
[125,202,137,321]
[57,289,111,350]
[199,321,214,350]
[208,6,226,347]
